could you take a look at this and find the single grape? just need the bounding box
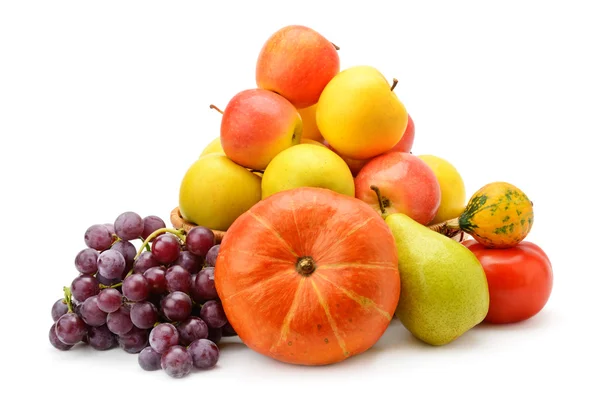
[80,295,108,327]
[138,346,162,371]
[192,267,218,301]
[84,224,114,251]
[55,313,87,345]
[199,300,227,329]
[149,323,179,353]
[71,275,100,303]
[161,291,192,322]
[114,211,144,241]
[221,322,237,337]
[151,234,181,264]
[49,323,73,351]
[111,240,136,270]
[141,215,166,241]
[177,317,208,346]
[122,274,150,302]
[51,299,69,322]
[185,226,215,257]
[97,249,126,280]
[103,223,116,235]
[188,339,219,369]
[118,326,149,354]
[205,244,220,268]
[165,265,191,294]
[133,251,160,274]
[106,306,133,335]
[161,345,193,378]
[87,324,117,351]
[131,301,158,329]
[143,266,167,294]
[74,248,99,275]
[174,251,202,274]
[97,288,122,313]
[207,327,222,345]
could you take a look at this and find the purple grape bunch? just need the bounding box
[49,213,233,379]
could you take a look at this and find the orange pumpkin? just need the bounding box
[215,187,400,365]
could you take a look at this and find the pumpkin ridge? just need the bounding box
[327,216,376,250]
[270,278,306,353]
[288,197,305,255]
[310,279,350,358]
[222,270,297,302]
[318,262,397,271]
[314,272,392,321]
[223,248,294,264]
[248,210,299,257]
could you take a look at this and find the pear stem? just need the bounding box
[370,185,387,216]
[209,104,224,114]
[331,42,340,50]
[390,78,398,91]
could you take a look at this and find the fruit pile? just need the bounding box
[50,24,553,376]
[49,211,235,378]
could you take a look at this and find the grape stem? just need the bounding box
[134,227,187,260]
[99,282,123,289]
[63,286,74,313]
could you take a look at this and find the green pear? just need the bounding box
[385,213,489,345]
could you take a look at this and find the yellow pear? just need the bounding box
[199,137,224,157]
[179,154,262,231]
[316,65,408,160]
[297,104,324,142]
[418,155,466,224]
[261,144,355,199]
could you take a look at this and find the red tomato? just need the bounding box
[463,240,553,324]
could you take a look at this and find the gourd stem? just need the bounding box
[428,217,461,236]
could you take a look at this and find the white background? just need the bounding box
[1,0,598,399]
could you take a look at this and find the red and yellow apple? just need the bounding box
[256,25,340,109]
[354,152,441,225]
[220,89,302,171]
[389,113,415,153]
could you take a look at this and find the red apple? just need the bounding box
[355,152,441,225]
[389,113,415,153]
[256,25,340,109]
[220,89,302,170]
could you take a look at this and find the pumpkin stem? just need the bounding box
[209,104,224,114]
[296,256,317,277]
[370,185,388,216]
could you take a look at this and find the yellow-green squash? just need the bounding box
[457,182,534,248]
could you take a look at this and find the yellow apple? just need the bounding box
[316,65,408,160]
[297,104,324,142]
[418,155,466,224]
[261,144,355,199]
[200,137,224,157]
[179,154,262,231]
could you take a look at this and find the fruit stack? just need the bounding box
[49,24,554,377]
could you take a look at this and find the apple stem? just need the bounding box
[331,42,340,50]
[370,185,387,216]
[209,104,224,115]
[390,78,398,91]
[134,227,187,260]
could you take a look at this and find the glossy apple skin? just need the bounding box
[355,152,441,225]
[390,114,415,153]
[220,89,302,171]
[256,25,340,109]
